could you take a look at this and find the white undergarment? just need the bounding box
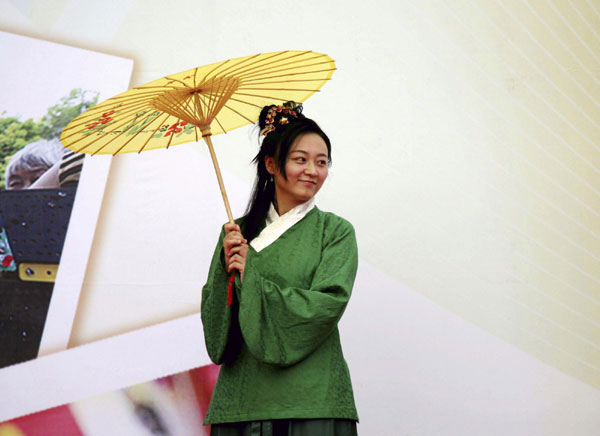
[250,198,316,252]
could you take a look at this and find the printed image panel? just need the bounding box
[0,364,219,436]
[0,31,133,364]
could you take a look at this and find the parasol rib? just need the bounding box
[137,112,173,153]
[220,51,317,78]
[61,103,156,139]
[238,63,335,81]
[213,51,292,79]
[227,53,327,80]
[199,58,233,85]
[222,103,255,124]
[237,69,336,83]
[161,76,193,89]
[108,110,168,155]
[234,91,312,100]
[73,109,172,154]
[227,97,262,108]
[129,85,186,92]
[213,115,226,134]
[201,54,259,84]
[232,54,329,80]
[237,87,322,92]
[164,121,177,149]
[239,78,332,85]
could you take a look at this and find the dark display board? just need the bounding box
[0,188,76,367]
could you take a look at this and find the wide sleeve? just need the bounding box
[200,227,242,365]
[237,218,358,367]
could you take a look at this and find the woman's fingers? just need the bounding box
[224,223,242,234]
[227,254,245,271]
[228,244,249,257]
[222,229,247,260]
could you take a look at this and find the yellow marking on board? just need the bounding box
[19,263,58,283]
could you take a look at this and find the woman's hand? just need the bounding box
[223,223,249,281]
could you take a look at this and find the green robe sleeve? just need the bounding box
[237,218,358,367]
[201,227,242,365]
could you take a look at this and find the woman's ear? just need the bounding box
[264,155,276,175]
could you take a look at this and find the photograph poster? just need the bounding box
[0,31,133,366]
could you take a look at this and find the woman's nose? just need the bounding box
[304,162,317,174]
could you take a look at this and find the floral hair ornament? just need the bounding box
[260,101,303,136]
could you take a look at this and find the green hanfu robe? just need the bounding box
[201,206,359,426]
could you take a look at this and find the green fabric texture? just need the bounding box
[201,207,359,424]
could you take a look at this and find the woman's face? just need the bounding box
[266,132,329,214]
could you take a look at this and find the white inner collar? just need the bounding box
[250,198,316,252]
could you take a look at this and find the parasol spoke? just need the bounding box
[192,66,201,88]
[73,110,172,154]
[183,97,198,122]
[108,110,170,155]
[221,103,255,124]
[213,114,226,134]
[162,91,197,121]
[237,87,322,92]
[230,53,331,80]
[165,120,177,149]
[209,51,292,80]
[239,78,332,85]
[223,51,317,78]
[194,92,208,123]
[61,103,157,139]
[162,75,193,89]
[127,85,185,93]
[237,68,336,83]
[93,93,163,108]
[201,53,261,83]
[234,91,315,100]
[238,62,335,81]
[204,77,220,118]
[137,112,174,153]
[226,96,263,108]
[233,54,330,80]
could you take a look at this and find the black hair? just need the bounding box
[243,103,331,241]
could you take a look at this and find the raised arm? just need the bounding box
[201,227,242,364]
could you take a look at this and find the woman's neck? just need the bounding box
[273,196,313,216]
[273,197,295,216]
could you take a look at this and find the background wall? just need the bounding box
[1,0,599,434]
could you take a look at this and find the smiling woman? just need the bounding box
[265,133,329,215]
[201,102,359,436]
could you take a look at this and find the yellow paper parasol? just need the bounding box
[60,50,335,223]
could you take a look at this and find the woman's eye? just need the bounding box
[295,157,306,163]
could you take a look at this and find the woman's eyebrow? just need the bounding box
[290,150,328,157]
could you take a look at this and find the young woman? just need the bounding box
[201,102,359,436]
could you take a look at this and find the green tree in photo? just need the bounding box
[0,116,42,189]
[39,88,99,140]
[0,89,98,189]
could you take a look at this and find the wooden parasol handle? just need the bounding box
[202,133,237,306]
[202,134,235,224]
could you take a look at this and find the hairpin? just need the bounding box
[260,101,302,136]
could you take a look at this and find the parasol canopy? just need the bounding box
[60,51,336,155]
